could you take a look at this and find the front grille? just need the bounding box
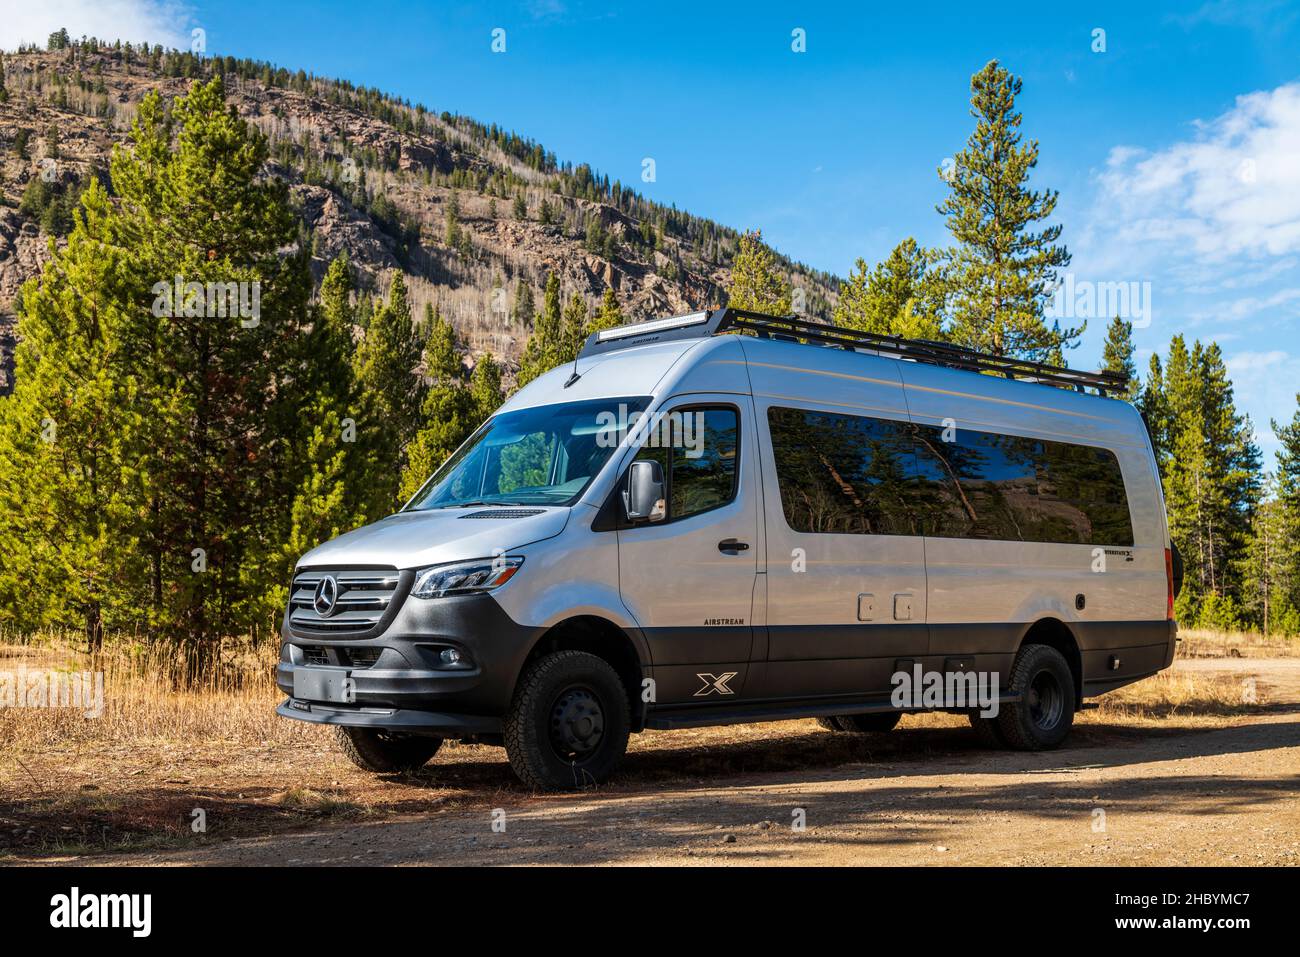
[289,568,402,637]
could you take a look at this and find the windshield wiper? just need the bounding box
[431,500,528,510]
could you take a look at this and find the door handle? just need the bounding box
[717,539,750,553]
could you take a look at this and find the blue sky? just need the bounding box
[5,1,1300,461]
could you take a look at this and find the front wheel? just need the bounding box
[504,650,630,791]
[996,644,1076,750]
[335,726,442,773]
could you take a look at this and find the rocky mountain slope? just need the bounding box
[0,44,840,391]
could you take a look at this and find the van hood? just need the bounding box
[295,506,572,570]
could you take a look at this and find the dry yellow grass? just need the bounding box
[0,631,296,752]
[1177,627,1298,660]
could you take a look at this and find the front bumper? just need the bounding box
[275,591,544,727]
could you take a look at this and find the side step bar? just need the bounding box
[644,692,1024,731]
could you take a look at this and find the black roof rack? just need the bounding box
[580,307,1129,397]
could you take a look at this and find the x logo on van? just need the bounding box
[694,672,738,697]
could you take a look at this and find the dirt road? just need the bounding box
[35,659,1300,866]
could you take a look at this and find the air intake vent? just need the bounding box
[342,647,383,668]
[460,509,545,519]
[302,645,330,666]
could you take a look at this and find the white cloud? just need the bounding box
[1226,349,1289,374]
[1067,81,1300,459]
[1088,82,1300,271]
[0,0,193,52]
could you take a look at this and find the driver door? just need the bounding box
[615,396,761,705]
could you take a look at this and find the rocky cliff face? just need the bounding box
[0,47,839,391]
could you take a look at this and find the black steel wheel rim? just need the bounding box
[549,685,605,761]
[1026,670,1064,730]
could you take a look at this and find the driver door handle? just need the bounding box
[718,539,750,553]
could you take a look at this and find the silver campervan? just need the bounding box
[276,308,1178,790]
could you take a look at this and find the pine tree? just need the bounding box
[0,79,322,650]
[517,273,563,388]
[0,181,145,648]
[279,254,372,572]
[445,191,461,246]
[1138,353,1169,466]
[1242,479,1299,636]
[354,271,427,510]
[469,353,503,422]
[1270,395,1300,630]
[560,292,589,362]
[938,60,1078,360]
[590,288,624,334]
[1199,341,1261,595]
[1158,336,1260,625]
[833,238,943,339]
[1275,395,1300,511]
[512,193,528,219]
[0,55,9,104]
[399,306,471,501]
[1100,315,1139,400]
[727,231,791,315]
[512,280,535,326]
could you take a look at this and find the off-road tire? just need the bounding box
[996,644,1076,750]
[504,650,630,791]
[335,726,442,773]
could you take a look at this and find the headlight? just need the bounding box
[410,557,523,599]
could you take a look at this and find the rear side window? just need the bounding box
[767,407,923,535]
[1036,440,1135,545]
[634,407,739,521]
[910,425,1135,545]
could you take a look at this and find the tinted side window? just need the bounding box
[1037,440,1134,545]
[767,406,922,535]
[634,407,739,520]
[911,425,1134,545]
[911,426,1040,540]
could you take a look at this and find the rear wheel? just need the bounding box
[504,650,630,791]
[996,644,1076,750]
[335,727,442,773]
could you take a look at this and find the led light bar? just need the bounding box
[596,311,710,342]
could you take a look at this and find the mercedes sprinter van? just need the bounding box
[277,308,1178,790]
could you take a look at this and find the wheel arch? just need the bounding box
[1018,617,1083,707]
[518,615,650,731]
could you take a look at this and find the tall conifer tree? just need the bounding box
[938,60,1078,360]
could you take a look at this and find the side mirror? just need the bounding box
[623,460,666,523]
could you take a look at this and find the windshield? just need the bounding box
[405,396,651,510]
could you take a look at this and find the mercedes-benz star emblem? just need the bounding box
[312,575,339,617]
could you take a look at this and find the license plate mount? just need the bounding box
[293,669,354,703]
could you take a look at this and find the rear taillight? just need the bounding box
[1164,548,1174,619]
